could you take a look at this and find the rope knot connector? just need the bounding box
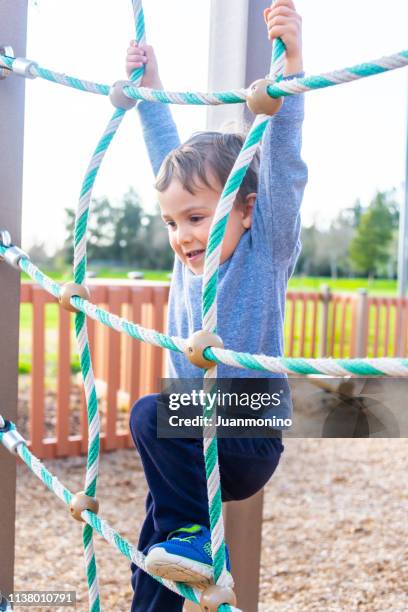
[69,491,99,522]
[184,330,224,369]
[59,282,91,313]
[109,80,137,110]
[200,585,237,612]
[246,78,283,116]
[12,57,38,79]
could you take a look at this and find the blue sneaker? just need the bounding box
[145,524,233,587]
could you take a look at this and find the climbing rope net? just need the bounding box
[1,1,408,610]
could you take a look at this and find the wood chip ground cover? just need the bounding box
[14,438,408,611]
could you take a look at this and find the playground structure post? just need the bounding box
[207,0,271,132]
[0,0,27,599]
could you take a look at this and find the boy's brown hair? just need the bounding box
[155,131,260,203]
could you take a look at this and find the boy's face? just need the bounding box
[159,175,255,275]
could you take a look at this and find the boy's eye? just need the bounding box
[165,220,176,229]
[190,216,203,223]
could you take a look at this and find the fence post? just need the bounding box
[395,298,406,357]
[0,1,27,599]
[354,289,369,357]
[319,285,331,357]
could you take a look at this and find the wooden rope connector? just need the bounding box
[184,330,224,369]
[59,282,90,313]
[69,491,99,522]
[246,79,283,116]
[200,585,237,612]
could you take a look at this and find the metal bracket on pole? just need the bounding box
[0,230,28,270]
[0,45,14,79]
[0,419,26,455]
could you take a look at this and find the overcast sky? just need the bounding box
[22,0,408,251]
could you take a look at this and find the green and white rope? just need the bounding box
[2,243,408,378]
[0,423,241,611]
[71,2,147,609]
[124,85,248,105]
[0,53,110,94]
[74,0,146,284]
[76,114,122,612]
[1,50,407,104]
[74,109,125,282]
[201,113,270,331]
[200,19,288,588]
[266,50,408,97]
[206,347,408,378]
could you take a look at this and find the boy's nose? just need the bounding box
[177,227,193,245]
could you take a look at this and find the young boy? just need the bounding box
[127,1,307,610]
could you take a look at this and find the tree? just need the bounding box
[63,189,174,270]
[320,209,356,278]
[111,189,145,265]
[349,191,396,278]
[350,199,363,228]
[142,209,174,270]
[64,197,117,264]
[296,224,325,276]
[296,207,356,278]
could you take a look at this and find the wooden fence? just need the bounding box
[18,281,408,458]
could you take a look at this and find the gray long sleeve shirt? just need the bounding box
[137,91,307,381]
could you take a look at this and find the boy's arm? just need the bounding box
[137,102,181,176]
[126,42,181,176]
[252,81,307,267]
[251,0,307,268]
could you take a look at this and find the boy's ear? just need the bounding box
[241,193,257,229]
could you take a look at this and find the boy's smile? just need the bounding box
[159,176,255,275]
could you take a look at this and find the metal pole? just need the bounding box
[397,77,408,297]
[207,0,271,131]
[0,0,27,599]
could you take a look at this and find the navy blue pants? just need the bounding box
[129,393,284,612]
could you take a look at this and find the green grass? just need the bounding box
[287,276,397,295]
[20,302,59,331]
[22,267,171,282]
[22,268,398,294]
